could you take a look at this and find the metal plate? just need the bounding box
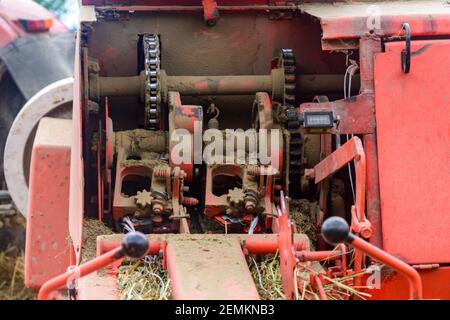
[375,39,450,264]
[300,1,450,41]
[25,117,72,288]
[166,234,260,300]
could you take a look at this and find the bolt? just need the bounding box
[152,203,164,214]
[360,226,373,239]
[206,19,217,27]
[182,197,199,206]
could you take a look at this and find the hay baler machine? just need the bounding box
[21,0,450,300]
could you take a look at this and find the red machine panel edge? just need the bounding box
[375,39,450,264]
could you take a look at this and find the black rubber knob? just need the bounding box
[321,217,350,246]
[121,232,149,259]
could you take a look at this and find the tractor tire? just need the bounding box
[0,67,26,188]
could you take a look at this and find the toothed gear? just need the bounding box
[278,49,302,193]
[227,187,245,207]
[143,34,162,130]
[135,190,153,209]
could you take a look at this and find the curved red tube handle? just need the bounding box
[38,232,149,300]
[322,217,423,300]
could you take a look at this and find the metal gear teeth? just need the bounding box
[279,48,303,191]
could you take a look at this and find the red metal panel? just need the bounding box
[374,40,450,264]
[367,267,450,300]
[25,118,72,288]
[300,2,450,41]
[82,0,268,6]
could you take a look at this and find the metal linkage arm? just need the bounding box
[308,136,372,238]
[322,217,423,300]
[38,232,149,300]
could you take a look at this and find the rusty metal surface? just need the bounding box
[375,39,450,264]
[87,12,346,129]
[96,73,354,98]
[25,118,72,288]
[87,13,341,77]
[364,134,382,249]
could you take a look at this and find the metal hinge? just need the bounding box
[412,263,440,270]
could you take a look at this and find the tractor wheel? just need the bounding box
[3,78,73,216]
[0,65,26,188]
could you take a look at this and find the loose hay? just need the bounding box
[295,262,372,300]
[117,256,171,300]
[81,219,114,263]
[0,248,36,300]
[249,253,285,300]
[0,204,35,300]
[290,199,318,248]
[249,251,371,300]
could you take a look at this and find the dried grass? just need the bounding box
[0,204,35,300]
[81,219,114,263]
[289,199,317,248]
[249,250,371,300]
[295,261,372,300]
[0,248,36,300]
[117,256,171,300]
[249,253,285,300]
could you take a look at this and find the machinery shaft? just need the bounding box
[94,72,355,99]
[165,74,273,96]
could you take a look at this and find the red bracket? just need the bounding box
[312,136,372,239]
[202,0,220,26]
[309,136,372,287]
